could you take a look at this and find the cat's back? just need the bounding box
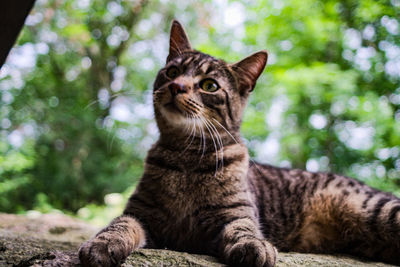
[247,162,325,249]
[247,162,378,251]
[248,161,318,200]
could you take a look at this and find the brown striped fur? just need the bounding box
[79,20,400,266]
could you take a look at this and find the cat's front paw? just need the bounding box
[225,238,277,267]
[79,235,131,267]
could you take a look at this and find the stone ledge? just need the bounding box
[0,213,395,267]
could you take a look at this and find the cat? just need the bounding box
[79,20,400,267]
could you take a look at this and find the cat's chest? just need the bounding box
[157,170,235,213]
[146,150,249,208]
[145,170,245,251]
[143,161,248,221]
[137,146,250,248]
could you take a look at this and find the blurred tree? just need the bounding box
[1,0,149,212]
[0,0,399,214]
[241,0,400,194]
[0,0,36,66]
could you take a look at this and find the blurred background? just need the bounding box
[0,0,399,226]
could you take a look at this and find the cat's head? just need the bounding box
[153,20,267,140]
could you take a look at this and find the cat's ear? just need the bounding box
[167,20,192,62]
[230,51,268,94]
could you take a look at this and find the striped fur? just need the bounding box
[79,20,400,266]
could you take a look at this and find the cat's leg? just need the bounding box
[295,174,400,264]
[220,217,277,267]
[79,214,146,267]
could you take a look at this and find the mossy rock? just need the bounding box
[0,213,395,266]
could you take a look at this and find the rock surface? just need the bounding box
[0,213,396,266]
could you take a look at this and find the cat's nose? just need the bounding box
[169,82,187,95]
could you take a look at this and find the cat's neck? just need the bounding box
[147,134,249,176]
[157,132,241,153]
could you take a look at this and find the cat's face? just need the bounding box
[153,51,242,137]
[153,20,268,139]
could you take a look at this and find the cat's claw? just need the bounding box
[79,236,129,267]
[225,238,277,267]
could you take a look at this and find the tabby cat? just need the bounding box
[79,20,400,267]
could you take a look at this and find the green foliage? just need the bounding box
[1,0,399,217]
[0,142,34,212]
[240,0,400,195]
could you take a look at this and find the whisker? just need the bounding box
[192,114,205,160]
[200,116,219,176]
[84,91,140,110]
[212,118,264,177]
[105,121,118,152]
[212,118,239,144]
[181,113,197,154]
[183,113,194,137]
[194,115,202,153]
[206,118,224,171]
[199,117,206,160]
[109,131,117,152]
[208,119,224,171]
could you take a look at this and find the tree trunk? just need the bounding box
[0,0,36,67]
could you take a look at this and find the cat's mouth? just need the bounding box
[161,94,203,121]
[160,99,196,129]
[164,101,182,113]
[164,96,195,116]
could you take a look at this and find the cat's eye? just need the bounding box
[166,66,180,79]
[200,79,219,92]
